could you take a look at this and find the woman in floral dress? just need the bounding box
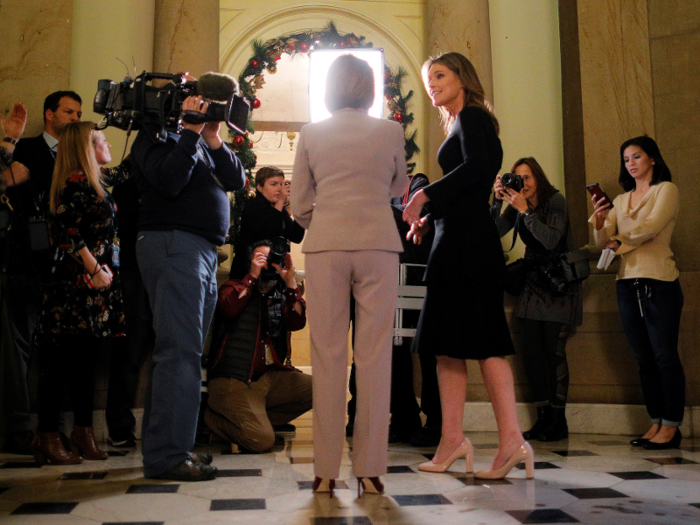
[32,122,129,465]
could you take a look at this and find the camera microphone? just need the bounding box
[197,72,238,103]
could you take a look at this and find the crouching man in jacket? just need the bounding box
[205,240,312,452]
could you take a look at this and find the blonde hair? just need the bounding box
[50,121,105,214]
[422,52,499,134]
[324,54,375,113]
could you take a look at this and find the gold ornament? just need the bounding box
[268,64,277,74]
[252,75,266,90]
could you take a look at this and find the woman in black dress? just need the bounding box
[403,52,533,479]
[32,122,128,464]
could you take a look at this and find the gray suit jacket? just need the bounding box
[291,108,408,253]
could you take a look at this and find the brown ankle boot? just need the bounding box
[32,432,83,465]
[71,426,108,460]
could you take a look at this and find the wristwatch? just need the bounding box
[1,137,18,146]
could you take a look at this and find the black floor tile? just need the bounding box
[588,440,628,446]
[387,466,414,474]
[220,448,234,455]
[297,480,349,490]
[0,461,41,469]
[563,487,628,499]
[507,508,579,523]
[516,461,560,470]
[60,472,108,480]
[455,475,512,486]
[210,498,266,511]
[216,469,262,477]
[108,450,129,457]
[552,450,598,457]
[0,487,8,495]
[689,503,700,509]
[103,522,164,525]
[311,518,372,524]
[11,502,78,515]
[422,453,434,460]
[126,484,179,494]
[610,471,667,480]
[473,443,499,449]
[289,457,314,464]
[393,494,452,506]
[645,457,697,465]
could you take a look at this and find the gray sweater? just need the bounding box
[492,192,583,326]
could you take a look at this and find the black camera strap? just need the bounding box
[505,214,521,253]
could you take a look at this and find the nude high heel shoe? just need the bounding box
[312,476,335,498]
[418,438,473,473]
[474,442,534,480]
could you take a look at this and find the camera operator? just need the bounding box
[205,240,312,452]
[130,94,246,481]
[231,166,304,279]
[491,157,582,442]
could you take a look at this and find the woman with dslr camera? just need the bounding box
[32,122,128,465]
[492,157,582,442]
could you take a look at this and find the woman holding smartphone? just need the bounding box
[591,136,685,450]
[32,122,128,464]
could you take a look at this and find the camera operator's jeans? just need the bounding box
[616,278,685,426]
[136,230,218,477]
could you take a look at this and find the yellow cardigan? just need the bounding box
[590,181,679,281]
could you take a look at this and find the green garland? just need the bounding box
[228,21,419,245]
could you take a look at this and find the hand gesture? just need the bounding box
[0,103,27,141]
[402,188,429,226]
[249,250,268,280]
[591,194,611,230]
[201,121,223,150]
[91,266,112,290]
[493,174,505,200]
[181,96,208,134]
[272,253,297,288]
[406,216,430,245]
[604,240,620,253]
[501,186,529,214]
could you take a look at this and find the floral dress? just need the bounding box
[36,166,129,340]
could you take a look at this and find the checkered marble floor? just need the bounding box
[1,423,699,525]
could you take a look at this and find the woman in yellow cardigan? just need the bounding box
[591,136,685,450]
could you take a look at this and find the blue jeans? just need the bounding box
[136,230,218,477]
[616,278,685,426]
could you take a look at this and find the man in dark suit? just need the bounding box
[0,91,82,454]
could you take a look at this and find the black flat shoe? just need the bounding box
[643,428,681,450]
[629,437,649,447]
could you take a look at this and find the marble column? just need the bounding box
[0,1,73,137]
[425,0,493,182]
[153,0,219,77]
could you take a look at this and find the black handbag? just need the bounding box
[504,258,529,295]
[539,248,590,294]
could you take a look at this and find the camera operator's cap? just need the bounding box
[197,72,239,102]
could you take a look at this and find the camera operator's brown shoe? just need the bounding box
[149,458,217,481]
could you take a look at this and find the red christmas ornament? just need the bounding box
[248,141,254,148]
[339,41,346,48]
[250,59,259,69]
[393,113,403,123]
[232,135,245,148]
[252,98,261,109]
[385,94,393,101]
[244,177,251,188]
[287,42,297,52]
[300,42,310,53]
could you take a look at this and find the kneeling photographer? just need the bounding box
[491,157,583,442]
[205,239,311,453]
[127,75,246,481]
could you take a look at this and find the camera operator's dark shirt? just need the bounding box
[130,126,245,245]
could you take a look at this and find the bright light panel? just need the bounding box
[308,49,384,123]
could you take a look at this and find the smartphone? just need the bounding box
[586,183,614,209]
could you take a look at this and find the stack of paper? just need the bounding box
[597,248,616,270]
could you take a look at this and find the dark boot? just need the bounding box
[32,432,83,465]
[523,405,552,440]
[538,406,569,441]
[71,426,108,460]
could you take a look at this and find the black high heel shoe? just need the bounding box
[643,428,681,450]
[312,477,335,498]
[357,476,384,497]
[629,437,649,447]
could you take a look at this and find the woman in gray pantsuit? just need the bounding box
[291,54,408,498]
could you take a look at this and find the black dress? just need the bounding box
[414,106,515,360]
